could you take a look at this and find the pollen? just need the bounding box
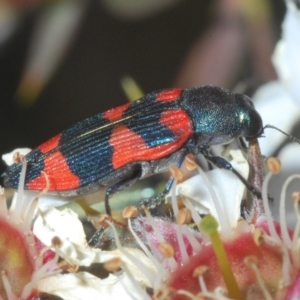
[193,266,209,277]
[103,258,122,273]
[266,157,281,174]
[185,154,197,171]
[292,191,300,203]
[12,151,25,164]
[169,166,184,183]
[123,206,138,219]
[158,242,175,259]
[176,207,192,225]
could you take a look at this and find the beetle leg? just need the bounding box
[199,153,265,200]
[138,150,188,210]
[105,172,141,215]
[137,177,174,209]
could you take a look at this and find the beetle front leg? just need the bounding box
[138,150,188,210]
[137,177,175,209]
[200,152,265,200]
[105,173,141,215]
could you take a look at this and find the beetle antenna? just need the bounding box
[264,124,300,145]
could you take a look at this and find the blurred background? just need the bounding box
[0,0,295,224]
[0,0,285,172]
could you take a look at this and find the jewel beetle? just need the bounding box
[3,86,263,214]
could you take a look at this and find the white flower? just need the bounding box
[253,1,300,227]
[33,207,155,299]
[166,149,248,229]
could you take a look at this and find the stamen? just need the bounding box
[103,257,122,273]
[257,230,292,285]
[253,228,265,246]
[292,192,300,268]
[200,215,244,300]
[170,177,179,217]
[183,198,209,243]
[182,198,203,232]
[118,263,152,300]
[153,287,174,300]
[123,206,138,219]
[23,172,50,225]
[176,289,197,299]
[0,186,8,216]
[127,219,161,271]
[197,290,229,300]
[31,252,59,282]
[177,208,192,225]
[244,256,272,300]
[34,245,50,270]
[52,236,63,248]
[142,206,177,271]
[185,154,197,171]
[214,287,232,300]
[266,157,281,175]
[196,166,230,233]
[175,225,189,264]
[193,266,208,293]
[158,242,174,258]
[11,158,27,222]
[24,232,39,264]
[22,267,61,300]
[262,171,279,240]
[106,220,156,285]
[181,225,202,253]
[153,259,170,291]
[23,198,39,233]
[58,260,79,273]
[1,270,18,300]
[13,151,24,164]
[280,175,300,249]
[169,166,184,184]
[171,183,189,264]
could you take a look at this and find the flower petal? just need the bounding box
[272,1,300,103]
[166,150,248,228]
[253,81,300,156]
[36,272,146,300]
[2,148,31,166]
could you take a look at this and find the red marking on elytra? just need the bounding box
[38,133,62,153]
[156,89,182,102]
[160,109,193,142]
[27,151,80,191]
[103,103,130,122]
[110,109,193,169]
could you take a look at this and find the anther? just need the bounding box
[123,206,138,219]
[266,157,281,175]
[292,191,300,204]
[58,260,79,273]
[185,154,197,171]
[177,208,192,225]
[244,256,272,300]
[253,228,265,246]
[169,166,184,183]
[158,242,175,258]
[51,236,63,248]
[104,257,122,273]
[193,266,208,278]
[13,151,24,164]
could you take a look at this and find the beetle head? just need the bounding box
[234,93,263,139]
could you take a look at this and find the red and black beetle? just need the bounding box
[3,86,263,214]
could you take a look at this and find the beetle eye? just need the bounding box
[234,94,263,139]
[247,109,263,138]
